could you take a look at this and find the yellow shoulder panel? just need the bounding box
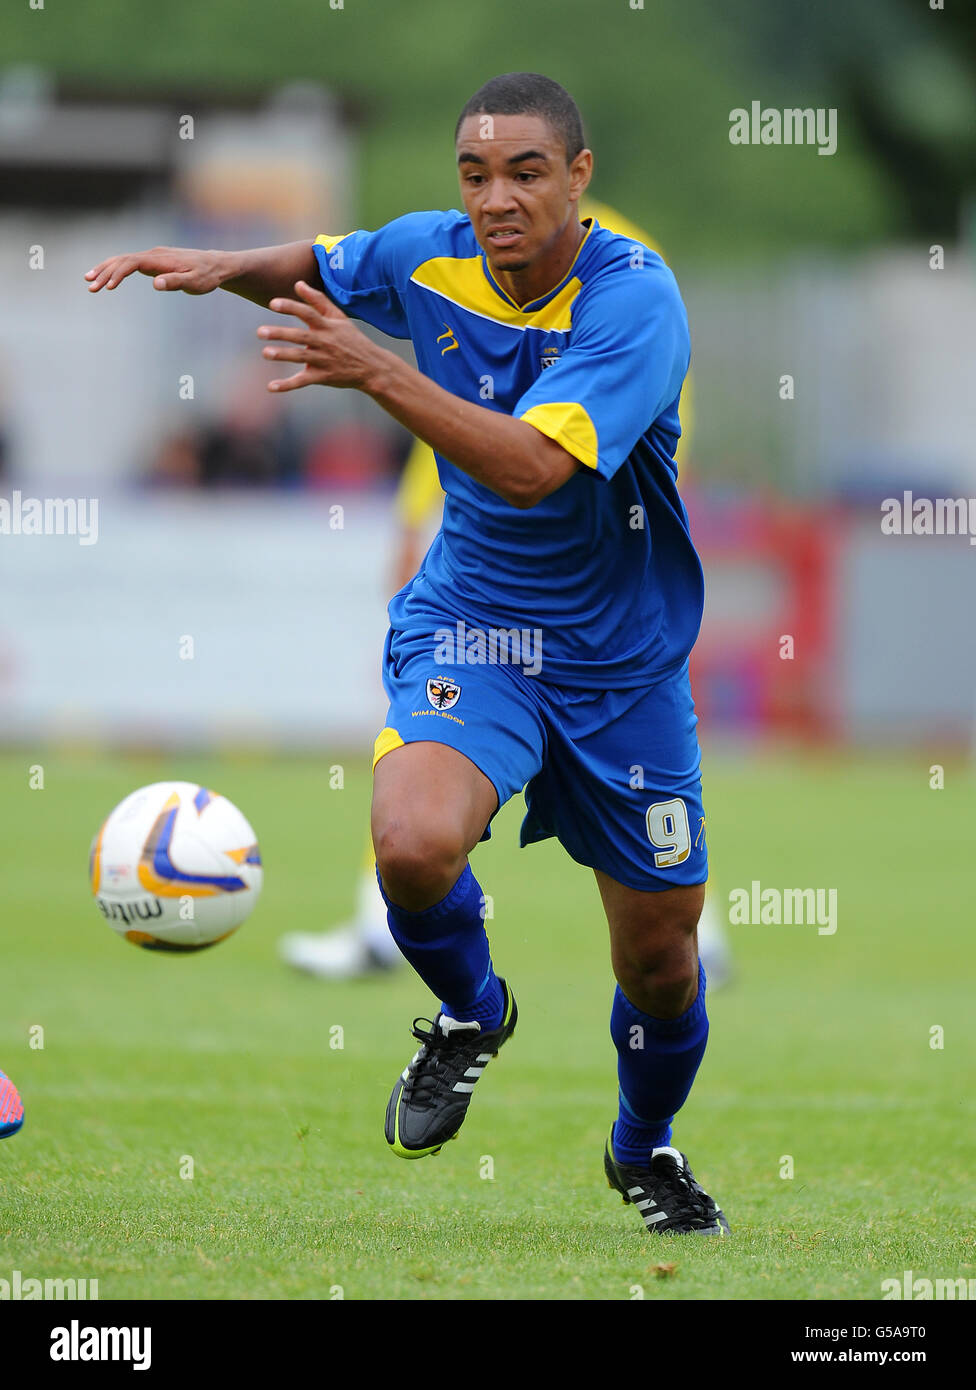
[314,232,350,253]
[519,402,599,472]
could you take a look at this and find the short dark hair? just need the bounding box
[455,73,585,162]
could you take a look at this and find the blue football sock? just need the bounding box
[610,960,709,1164]
[377,863,505,1029]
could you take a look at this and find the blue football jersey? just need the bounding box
[313,211,704,689]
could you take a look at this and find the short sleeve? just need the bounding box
[514,259,690,479]
[312,217,418,338]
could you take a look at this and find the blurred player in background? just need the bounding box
[279,433,441,977]
[0,1069,24,1138]
[278,199,732,987]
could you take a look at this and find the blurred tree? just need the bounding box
[2,0,971,256]
[730,0,976,241]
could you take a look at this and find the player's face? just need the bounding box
[456,114,592,282]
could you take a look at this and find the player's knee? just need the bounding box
[619,947,700,1019]
[372,817,467,909]
[614,899,703,1017]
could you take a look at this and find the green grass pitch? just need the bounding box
[0,748,972,1300]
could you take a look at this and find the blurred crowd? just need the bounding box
[140,357,410,492]
[145,415,407,491]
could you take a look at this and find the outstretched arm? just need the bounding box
[85,241,319,308]
[85,245,581,508]
[258,281,581,510]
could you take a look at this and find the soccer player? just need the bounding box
[0,1069,24,1138]
[280,203,732,987]
[86,73,728,1235]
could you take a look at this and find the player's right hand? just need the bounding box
[84,247,226,295]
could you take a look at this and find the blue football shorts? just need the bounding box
[372,623,708,893]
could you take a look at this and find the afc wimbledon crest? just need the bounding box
[426,677,461,710]
[540,347,561,370]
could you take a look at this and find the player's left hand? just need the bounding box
[257,281,380,392]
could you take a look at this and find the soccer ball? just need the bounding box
[89,782,263,951]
